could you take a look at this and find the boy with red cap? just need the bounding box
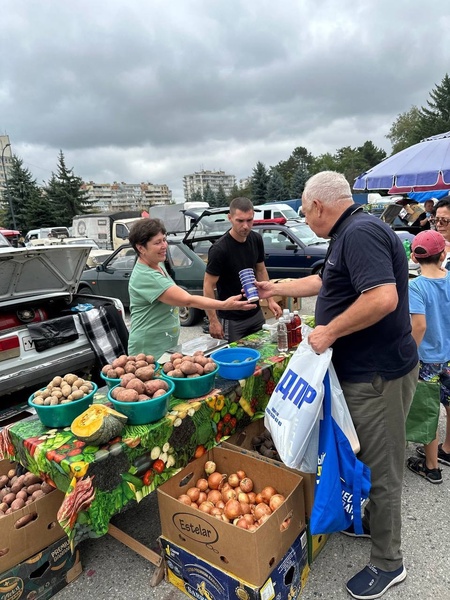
[407,230,450,483]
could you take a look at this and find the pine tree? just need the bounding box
[188,189,204,203]
[417,73,450,139]
[203,183,216,207]
[2,156,46,232]
[251,162,269,204]
[267,170,289,201]
[215,185,228,207]
[290,165,309,198]
[44,151,92,226]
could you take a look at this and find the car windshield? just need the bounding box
[289,223,328,245]
[66,238,99,248]
[188,213,230,239]
[0,232,10,248]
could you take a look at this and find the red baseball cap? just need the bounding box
[412,230,446,258]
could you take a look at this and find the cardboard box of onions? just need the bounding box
[157,447,305,586]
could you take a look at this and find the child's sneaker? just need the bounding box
[416,443,450,466]
[407,456,443,484]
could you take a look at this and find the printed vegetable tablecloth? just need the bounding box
[0,333,291,547]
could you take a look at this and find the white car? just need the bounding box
[0,244,128,401]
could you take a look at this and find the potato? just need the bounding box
[51,376,63,387]
[31,490,45,501]
[152,388,168,397]
[79,385,91,393]
[61,384,72,398]
[203,362,217,374]
[163,362,174,374]
[127,355,136,362]
[126,378,146,395]
[115,367,126,377]
[71,390,85,400]
[134,360,148,369]
[16,490,28,501]
[120,373,136,387]
[135,353,147,362]
[180,362,198,376]
[110,386,122,400]
[73,378,85,388]
[63,374,78,385]
[145,355,156,364]
[194,355,209,366]
[3,493,16,506]
[144,379,168,396]
[10,481,25,495]
[138,394,150,401]
[26,483,42,495]
[135,366,155,382]
[172,358,183,367]
[115,388,139,403]
[124,362,136,374]
[0,475,9,489]
[11,497,26,511]
[0,502,7,512]
[106,368,119,379]
[101,364,113,374]
[187,373,201,378]
[170,352,183,361]
[41,482,54,495]
[167,369,183,378]
[112,355,128,369]
[15,513,35,528]
[23,473,41,487]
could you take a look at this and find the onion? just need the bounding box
[227,473,240,488]
[177,494,192,505]
[198,501,214,514]
[254,502,272,520]
[257,513,272,526]
[255,493,264,505]
[196,478,209,492]
[269,494,285,512]
[221,514,230,523]
[248,524,257,532]
[260,486,277,503]
[204,460,217,475]
[242,513,255,525]
[224,499,243,520]
[240,501,251,515]
[208,472,225,490]
[239,477,254,493]
[186,487,200,502]
[210,507,223,517]
[216,500,225,510]
[191,502,198,509]
[236,470,246,480]
[235,517,249,529]
[247,492,256,504]
[221,482,231,493]
[207,489,222,505]
[222,488,237,502]
[237,492,249,504]
[198,491,207,504]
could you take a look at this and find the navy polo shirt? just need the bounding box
[315,205,417,382]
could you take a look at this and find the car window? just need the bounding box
[168,244,193,267]
[289,224,328,245]
[109,248,136,269]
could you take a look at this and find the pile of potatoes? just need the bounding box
[162,351,217,379]
[102,353,158,381]
[32,374,94,406]
[0,468,54,522]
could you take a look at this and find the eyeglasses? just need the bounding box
[430,217,450,226]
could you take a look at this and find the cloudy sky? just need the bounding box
[2,0,450,201]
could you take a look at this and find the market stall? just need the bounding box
[0,332,290,554]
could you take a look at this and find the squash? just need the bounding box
[71,405,128,445]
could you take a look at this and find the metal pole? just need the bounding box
[1,142,17,230]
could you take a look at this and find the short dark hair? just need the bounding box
[229,197,254,214]
[433,197,450,213]
[413,251,442,265]
[128,218,166,254]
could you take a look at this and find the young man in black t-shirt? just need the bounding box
[203,197,281,342]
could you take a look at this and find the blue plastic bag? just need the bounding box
[309,371,371,535]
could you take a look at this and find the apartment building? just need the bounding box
[81,181,172,212]
[183,169,236,200]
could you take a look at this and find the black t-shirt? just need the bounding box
[206,230,264,320]
[315,205,417,382]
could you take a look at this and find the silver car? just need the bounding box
[0,244,128,402]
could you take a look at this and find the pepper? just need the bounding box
[152,459,165,474]
[142,469,154,486]
[214,395,225,412]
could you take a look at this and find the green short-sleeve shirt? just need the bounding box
[128,261,180,359]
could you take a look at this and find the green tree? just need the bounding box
[386,106,422,153]
[417,73,450,140]
[1,155,47,232]
[44,151,92,226]
[215,184,228,207]
[203,183,216,207]
[290,165,309,198]
[273,146,314,190]
[267,169,289,201]
[188,189,204,203]
[251,161,269,204]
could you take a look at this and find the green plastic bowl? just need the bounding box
[28,382,98,428]
[107,378,175,425]
[100,362,160,390]
[210,347,261,379]
[161,365,219,399]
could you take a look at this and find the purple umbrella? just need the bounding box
[353,131,450,193]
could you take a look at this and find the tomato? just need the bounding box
[153,459,165,474]
[194,445,206,459]
[223,413,231,423]
[143,469,154,486]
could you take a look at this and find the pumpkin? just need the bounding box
[71,405,128,445]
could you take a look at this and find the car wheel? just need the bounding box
[179,306,203,327]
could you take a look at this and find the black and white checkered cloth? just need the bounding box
[79,306,127,365]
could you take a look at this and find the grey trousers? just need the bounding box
[221,310,265,343]
[341,363,419,571]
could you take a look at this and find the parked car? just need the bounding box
[62,237,113,268]
[0,231,11,249]
[78,235,206,326]
[0,244,128,402]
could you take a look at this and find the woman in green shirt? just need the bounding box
[128,219,254,359]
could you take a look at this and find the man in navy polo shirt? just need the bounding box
[256,171,418,600]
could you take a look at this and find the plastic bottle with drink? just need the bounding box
[292,310,302,345]
[277,318,288,353]
[282,309,293,348]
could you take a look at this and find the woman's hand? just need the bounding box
[222,294,257,311]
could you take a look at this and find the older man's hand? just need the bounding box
[308,325,336,354]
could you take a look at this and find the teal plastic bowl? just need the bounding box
[28,382,98,428]
[100,362,160,391]
[161,365,219,399]
[210,347,261,379]
[107,378,174,425]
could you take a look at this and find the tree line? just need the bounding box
[2,74,450,232]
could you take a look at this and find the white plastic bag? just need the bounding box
[264,338,332,470]
[329,363,360,454]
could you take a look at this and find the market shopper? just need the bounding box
[203,197,282,342]
[127,218,256,358]
[406,230,450,483]
[418,198,435,230]
[430,196,450,269]
[255,171,418,600]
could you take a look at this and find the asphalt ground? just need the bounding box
[54,301,450,600]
